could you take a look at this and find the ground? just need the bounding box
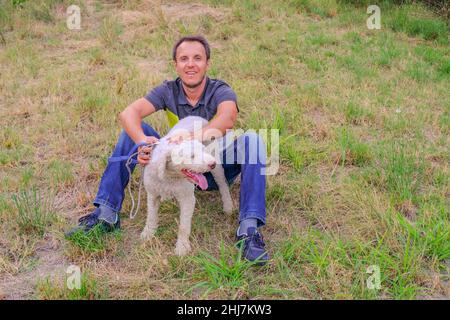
[0,0,449,299]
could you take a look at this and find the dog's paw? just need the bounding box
[140,228,156,241]
[174,241,191,256]
[223,200,233,215]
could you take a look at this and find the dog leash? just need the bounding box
[108,141,158,219]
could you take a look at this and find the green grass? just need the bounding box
[11,188,57,237]
[65,224,122,254]
[374,33,404,68]
[99,15,124,47]
[47,159,74,187]
[414,45,450,79]
[381,142,425,203]
[290,0,339,18]
[275,227,430,299]
[0,0,448,299]
[36,272,108,299]
[344,102,374,125]
[336,127,372,167]
[396,199,449,262]
[188,241,262,297]
[387,5,448,43]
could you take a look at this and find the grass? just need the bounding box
[0,233,38,275]
[36,272,108,299]
[336,127,372,167]
[65,224,123,256]
[188,241,261,298]
[290,0,339,18]
[0,0,449,299]
[381,142,425,203]
[387,4,448,43]
[344,102,374,124]
[99,15,123,47]
[11,188,57,237]
[1,187,58,276]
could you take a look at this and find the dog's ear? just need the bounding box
[155,148,170,180]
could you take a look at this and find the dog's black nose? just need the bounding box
[209,162,216,170]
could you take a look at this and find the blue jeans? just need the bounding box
[94,123,267,227]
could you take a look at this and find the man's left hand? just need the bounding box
[168,130,195,144]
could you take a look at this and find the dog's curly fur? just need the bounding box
[141,116,233,256]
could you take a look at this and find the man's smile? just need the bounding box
[185,71,197,78]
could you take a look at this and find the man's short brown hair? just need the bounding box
[172,35,211,61]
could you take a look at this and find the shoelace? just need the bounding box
[250,232,265,247]
[78,212,96,224]
[242,231,265,248]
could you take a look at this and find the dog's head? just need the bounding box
[154,139,216,190]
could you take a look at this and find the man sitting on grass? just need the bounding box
[66,35,269,264]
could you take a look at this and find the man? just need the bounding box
[67,36,268,264]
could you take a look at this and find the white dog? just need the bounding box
[140,116,233,256]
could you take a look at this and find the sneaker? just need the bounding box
[65,207,120,237]
[236,227,269,265]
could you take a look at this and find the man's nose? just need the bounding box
[187,59,195,67]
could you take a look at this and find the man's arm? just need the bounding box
[118,98,157,144]
[199,100,238,141]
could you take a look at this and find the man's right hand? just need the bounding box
[137,136,159,166]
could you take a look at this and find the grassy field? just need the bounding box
[0,0,448,299]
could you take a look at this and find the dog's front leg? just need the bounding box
[174,194,195,256]
[140,195,160,241]
[211,166,233,214]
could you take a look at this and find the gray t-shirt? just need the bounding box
[144,77,238,127]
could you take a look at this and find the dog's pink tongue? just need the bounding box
[193,173,208,190]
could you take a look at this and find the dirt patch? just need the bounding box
[135,58,167,76]
[0,234,67,299]
[53,38,101,61]
[307,107,333,141]
[118,10,153,26]
[418,263,450,300]
[64,38,101,51]
[117,1,231,24]
[395,200,418,221]
[161,3,230,22]
[115,9,162,42]
[115,2,231,40]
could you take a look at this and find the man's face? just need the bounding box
[174,41,209,89]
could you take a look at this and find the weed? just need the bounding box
[65,224,122,254]
[11,188,56,237]
[36,273,108,299]
[188,241,260,296]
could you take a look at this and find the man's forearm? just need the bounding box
[118,107,147,144]
[197,113,235,142]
